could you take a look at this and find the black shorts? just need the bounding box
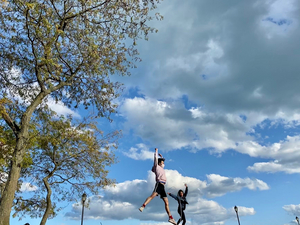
[153,182,167,199]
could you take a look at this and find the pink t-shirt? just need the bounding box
[151,151,166,183]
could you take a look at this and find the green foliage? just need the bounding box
[12,110,120,220]
[0,0,162,118]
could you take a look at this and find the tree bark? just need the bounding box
[0,136,24,225]
[40,177,52,225]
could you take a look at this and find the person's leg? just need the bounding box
[181,211,186,225]
[162,197,171,216]
[143,192,158,206]
[162,197,176,224]
[158,183,176,224]
[177,208,182,225]
[177,218,182,225]
[140,183,159,212]
[139,192,157,212]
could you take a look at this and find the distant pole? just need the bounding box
[234,206,241,225]
[296,216,300,225]
[81,193,87,225]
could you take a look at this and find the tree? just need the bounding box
[0,0,162,224]
[12,110,119,225]
[0,99,36,198]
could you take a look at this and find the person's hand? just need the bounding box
[158,153,163,158]
[184,183,188,187]
[167,192,170,195]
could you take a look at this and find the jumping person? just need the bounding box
[139,148,176,225]
[168,184,188,225]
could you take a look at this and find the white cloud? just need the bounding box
[283,204,300,215]
[204,174,269,198]
[47,97,81,118]
[235,136,300,174]
[65,170,264,224]
[120,97,300,174]
[120,97,251,153]
[115,0,300,121]
[124,144,154,160]
[20,182,38,192]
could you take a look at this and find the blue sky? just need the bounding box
[13,0,300,225]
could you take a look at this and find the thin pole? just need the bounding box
[235,212,241,225]
[81,204,85,225]
[234,206,240,225]
[81,193,87,225]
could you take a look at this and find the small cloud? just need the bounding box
[47,97,81,118]
[20,182,38,192]
[283,204,300,215]
[123,143,154,160]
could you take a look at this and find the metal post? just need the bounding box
[81,193,87,225]
[234,206,241,225]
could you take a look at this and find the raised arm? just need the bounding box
[168,192,178,200]
[154,148,158,167]
[184,184,188,196]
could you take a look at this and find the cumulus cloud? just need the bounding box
[123,143,154,160]
[283,204,300,215]
[120,97,300,174]
[20,182,38,192]
[234,136,300,174]
[115,0,300,159]
[115,0,300,117]
[1,175,37,192]
[46,97,81,118]
[204,174,269,198]
[65,170,264,224]
[120,97,252,152]
[188,202,255,225]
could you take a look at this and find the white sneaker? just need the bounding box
[139,206,145,212]
[168,218,176,225]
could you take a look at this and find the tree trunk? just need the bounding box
[0,137,25,225]
[0,91,48,225]
[40,177,52,225]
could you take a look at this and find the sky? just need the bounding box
[12,0,300,225]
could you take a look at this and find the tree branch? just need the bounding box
[25,8,46,93]
[63,0,109,22]
[0,105,20,135]
[49,0,62,20]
